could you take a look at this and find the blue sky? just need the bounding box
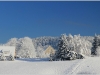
[0,1,100,43]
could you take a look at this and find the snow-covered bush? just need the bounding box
[9,54,14,61]
[0,53,6,61]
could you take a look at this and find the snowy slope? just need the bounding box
[0,57,100,75]
[72,57,100,75]
[0,58,82,75]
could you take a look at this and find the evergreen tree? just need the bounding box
[55,34,67,60]
[91,36,100,55]
[55,34,77,61]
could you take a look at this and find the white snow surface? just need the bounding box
[0,57,100,75]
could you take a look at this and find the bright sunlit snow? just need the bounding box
[0,57,100,75]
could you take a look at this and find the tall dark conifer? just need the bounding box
[91,36,99,55]
[55,34,77,60]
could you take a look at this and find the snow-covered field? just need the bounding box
[0,57,100,75]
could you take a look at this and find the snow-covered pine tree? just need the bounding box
[91,36,100,55]
[55,34,68,60]
[55,34,77,61]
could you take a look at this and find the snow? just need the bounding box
[0,57,100,75]
[72,57,100,75]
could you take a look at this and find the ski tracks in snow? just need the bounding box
[65,59,85,75]
[39,59,85,75]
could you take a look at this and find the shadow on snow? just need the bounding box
[15,58,50,62]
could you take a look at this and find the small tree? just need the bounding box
[9,54,14,61]
[0,51,6,61]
